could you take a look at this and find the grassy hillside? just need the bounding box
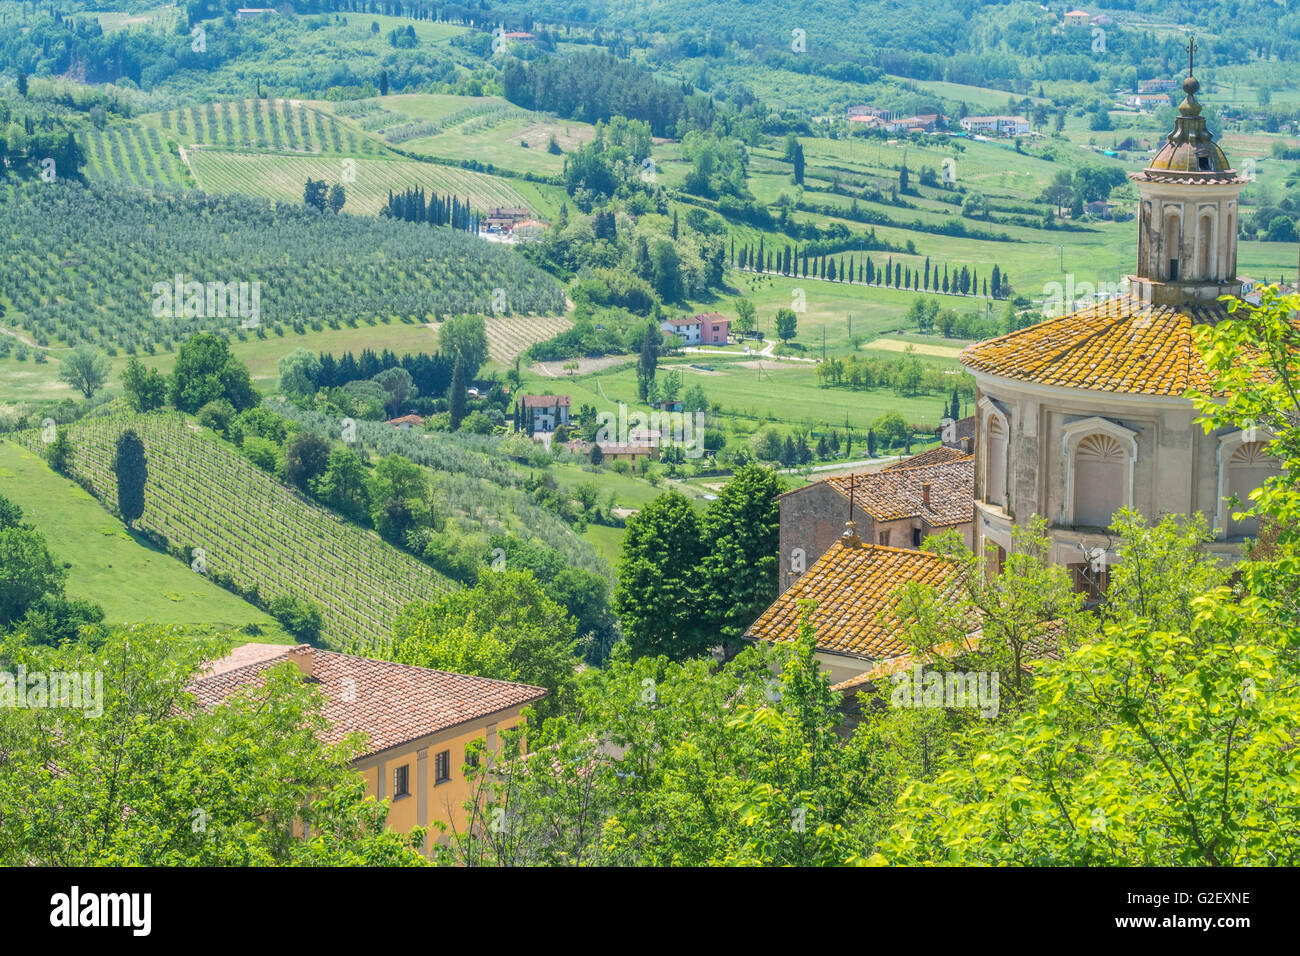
[12,413,454,654]
[0,439,285,634]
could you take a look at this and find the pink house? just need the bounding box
[697,312,730,345]
[660,312,730,346]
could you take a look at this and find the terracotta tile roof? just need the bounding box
[386,414,425,427]
[190,644,546,758]
[959,294,1231,395]
[883,445,971,471]
[746,540,961,658]
[830,622,1067,695]
[823,458,974,526]
[522,394,570,407]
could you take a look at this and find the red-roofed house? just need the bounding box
[386,414,425,429]
[777,455,974,592]
[521,394,570,432]
[190,644,546,852]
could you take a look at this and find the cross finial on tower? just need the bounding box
[1187,35,1197,77]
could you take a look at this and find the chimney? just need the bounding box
[287,645,315,679]
[961,436,972,454]
[841,519,861,548]
[922,482,932,509]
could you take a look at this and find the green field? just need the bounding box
[0,439,284,633]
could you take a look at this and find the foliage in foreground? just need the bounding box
[0,626,426,866]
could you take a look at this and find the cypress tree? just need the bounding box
[114,429,147,531]
[449,359,467,431]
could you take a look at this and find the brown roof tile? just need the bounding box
[959,294,1227,395]
[190,644,546,758]
[823,458,974,526]
[883,445,971,472]
[746,540,962,658]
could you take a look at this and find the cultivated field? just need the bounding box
[186,150,535,214]
[14,414,454,654]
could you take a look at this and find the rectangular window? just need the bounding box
[435,750,451,784]
[392,764,410,798]
[911,528,922,548]
[878,531,891,546]
[465,747,479,769]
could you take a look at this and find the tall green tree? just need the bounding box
[614,491,708,659]
[113,428,147,531]
[774,308,797,343]
[392,571,579,722]
[439,315,489,380]
[169,333,257,413]
[699,464,784,647]
[449,358,467,431]
[636,323,659,401]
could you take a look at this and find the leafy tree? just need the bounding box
[268,595,325,644]
[113,429,146,531]
[278,348,322,399]
[304,177,328,211]
[169,333,257,413]
[393,571,579,722]
[699,464,784,647]
[614,491,708,659]
[372,366,417,417]
[447,609,890,866]
[449,358,467,431]
[438,315,489,380]
[774,307,797,343]
[327,183,346,215]
[121,357,168,412]
[45,429,74,476]
[315,447,371,523]
[0,527,64,628]
[0,627,427,865]
[368,455,433,545]
[636,322,659,401]
[58,346,110,400]
[733,297,756,336]
[285,431,332,492]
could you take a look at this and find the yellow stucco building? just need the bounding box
[191,643,546,854]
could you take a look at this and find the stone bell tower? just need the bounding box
[1129,37,1249,307]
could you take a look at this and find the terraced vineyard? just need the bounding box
[186,151,533,215]
[0,181,566,353]
[484,314,573,365]
[13,414,452,653]
[150,98,370,156]
[82,123,191,189]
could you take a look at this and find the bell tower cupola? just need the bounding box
[1129,36,1248,307]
